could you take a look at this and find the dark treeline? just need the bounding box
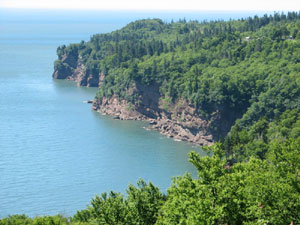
[2,12,300,224]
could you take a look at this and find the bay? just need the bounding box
[0,9,266,217]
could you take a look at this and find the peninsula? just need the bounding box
[53,13,300,149]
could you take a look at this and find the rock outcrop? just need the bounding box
[53,54,100,87]
[92,96,147,120]
[92,84,216,146]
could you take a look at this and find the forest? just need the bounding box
[53,11,300,142]
[2,12,300,224]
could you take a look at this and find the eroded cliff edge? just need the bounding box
[53,51,232,146]
[52,19,246,146]
[53,47,100,87]
[92,95,216,146]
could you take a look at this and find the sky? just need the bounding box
[0,0,299,11]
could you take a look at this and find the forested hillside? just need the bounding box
[3,12,299,223]
[53,12,300,148]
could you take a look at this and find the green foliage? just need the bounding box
[157,141,300,224]
[125,180,165,225]
[225,109,300,162]
[0,215,69,225]
[72,180,164,225]
[0,215,32,225]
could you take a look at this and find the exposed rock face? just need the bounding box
[92,84,216,146]
[151,112,213,146]
[92,96,147,120]
[152,105,214,146]
[52,54,99,87]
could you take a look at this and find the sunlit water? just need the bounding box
[0,9,268,217]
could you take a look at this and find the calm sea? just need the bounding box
[0,9,269,217]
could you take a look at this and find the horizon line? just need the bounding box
[0,7,293,13]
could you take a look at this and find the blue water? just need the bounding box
[0,9,268,218]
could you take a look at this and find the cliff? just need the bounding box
[52,16,300,147]
[53,52,100,87]
[92,97,215,146]
[91,80,224,146]
[55,47,224,145]
[53,53,222,145]
[50,19,244,146]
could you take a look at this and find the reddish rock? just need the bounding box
[93,95,216,146]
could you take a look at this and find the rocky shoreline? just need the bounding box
[53,50,216,146]
[92,97,214,146]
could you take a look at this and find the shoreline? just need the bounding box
[92,98,214,146]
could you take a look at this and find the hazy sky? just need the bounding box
[0,0,299,11]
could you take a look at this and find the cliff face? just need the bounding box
[92,99,216,146]
[53,53,99,87]
[91,81,219,146]
[53,52,234,146]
